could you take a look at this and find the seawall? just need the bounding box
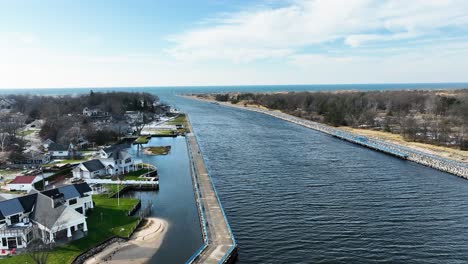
[187,97,468,179]
[185,115,238,264]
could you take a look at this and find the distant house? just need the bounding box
[7,176,41,192]
[73,144,136,179]
[48,143,77,159]
[0,98,15,112]
[124,111,143,123]
[0,183,92,250]
[82,107,110,119]
[12,151,50,168]
[42,138,55,149]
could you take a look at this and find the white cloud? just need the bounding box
[168,0,468,61]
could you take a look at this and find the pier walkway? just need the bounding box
[185,120,237,264]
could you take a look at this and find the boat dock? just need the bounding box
[185,117,237,264]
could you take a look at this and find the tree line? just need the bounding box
[211,90,468,150]
[0,91,166,164]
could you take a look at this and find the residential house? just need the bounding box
[82,107,111,122]
[7,176,40,192]
[0,98,15,113]
[72,159,106,179]
[48,143,77,159]
[72,144,136,179]
[0,183,92,250]
[124,111,143,124]
[42,138,55,149]
[12,151,50,168]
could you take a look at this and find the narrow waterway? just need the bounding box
[125,136,203,264]
[163,95,468,264]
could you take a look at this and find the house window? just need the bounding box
[10,214,20,224]
[17,237,22,246]
[76,207,83,214]
[2,237,6,247]
[69,198,77,205]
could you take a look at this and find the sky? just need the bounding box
[1,0,468,88]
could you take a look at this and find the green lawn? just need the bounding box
[143,146,171,155]
[2,195,139,264]
[134,136,150,144]
[122,168,152,181]
[18,130,36,136]
[166,114,190,133]
[151,130,176,136]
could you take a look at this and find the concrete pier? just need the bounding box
[185,117,237,264]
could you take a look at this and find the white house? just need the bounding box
[72,159,107,179]
[73,145,136,179]
[48,143,73,158]
[7,176,41,192]
[0,183,92,250]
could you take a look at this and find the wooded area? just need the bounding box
[210,90,468,150]
[0,91,167,163]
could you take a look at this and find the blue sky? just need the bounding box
[1,0,468,88]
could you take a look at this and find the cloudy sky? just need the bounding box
[1,0,468,88]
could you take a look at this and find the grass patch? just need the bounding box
[122,168,154,181]
[18,130,36,136]
[2,195,139,264]
[152,130,176,136]
[143,146,171,155]
[166,114,190,133]
[134,136,150,144]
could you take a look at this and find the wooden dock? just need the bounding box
[185,118,237,264]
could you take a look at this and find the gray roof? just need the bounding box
[0,183,91,226]
[103,143,130,155]
[41,183,92,200]
[82,159,105,172]
[48,143,68,151]
[30,193,66,229]
[0,198,23,217]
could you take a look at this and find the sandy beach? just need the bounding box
[84,217,168,264]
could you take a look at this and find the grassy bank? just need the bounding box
[2,195,139,264]
[143,146,171,155]
[167,114,190,133]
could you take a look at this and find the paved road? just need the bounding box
[186,131,235,264]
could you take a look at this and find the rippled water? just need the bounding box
[165,95,468,264]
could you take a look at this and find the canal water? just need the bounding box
[161,94,468,264]
[125,136,203,264]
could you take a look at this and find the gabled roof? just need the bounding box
[41,183,92,200]
[74,182,92,196]
[102,143,130,155]
[30,192,66,229]
[0,183,91,226]
[0,198,24,217]
[82,159,105,172]
[48,143,68,151]
[9,175,37,184]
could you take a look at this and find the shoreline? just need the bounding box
[83,217,168,264]
[183,95,468,179]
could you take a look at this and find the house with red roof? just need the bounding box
[7,176,40,192]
